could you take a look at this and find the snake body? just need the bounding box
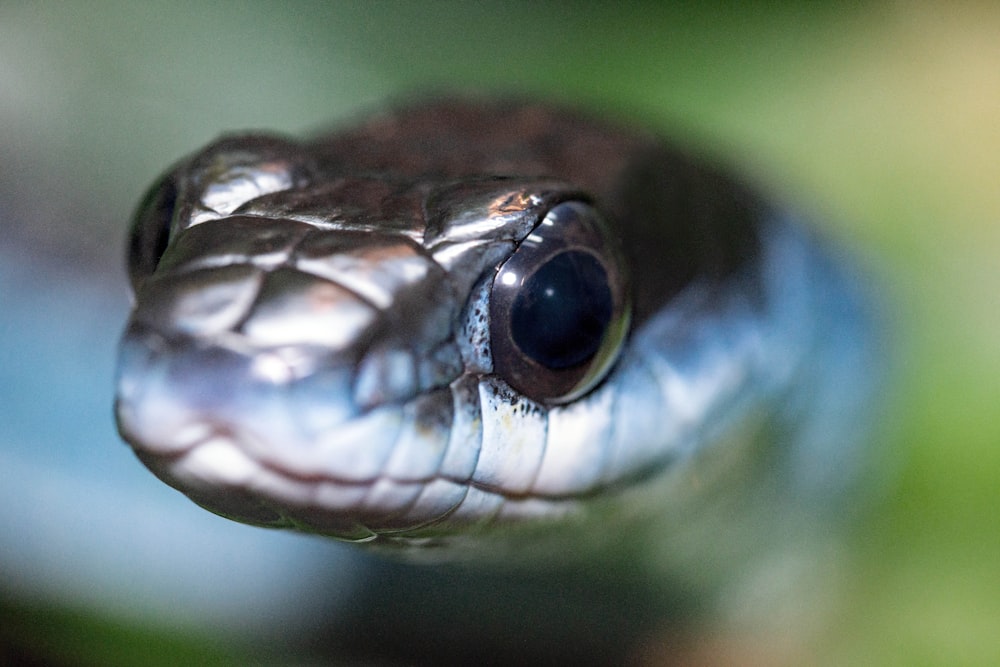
[115,100,878,565]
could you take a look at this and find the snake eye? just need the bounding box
[127,173,178,293]
[490,200,631,404]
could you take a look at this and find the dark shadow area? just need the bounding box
[304,557,701,667]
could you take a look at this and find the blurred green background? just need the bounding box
[1,2,997,664]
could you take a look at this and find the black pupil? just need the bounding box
[510,250,612,370]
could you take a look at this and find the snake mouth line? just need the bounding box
[129,408,686,532]
[125,398,669,544]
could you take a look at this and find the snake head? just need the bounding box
[116,101,880,565]
[115,131,642,548]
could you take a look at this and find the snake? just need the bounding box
[114,99,878,569]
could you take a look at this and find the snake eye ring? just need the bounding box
[489,200,631,404]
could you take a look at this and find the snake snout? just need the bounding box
[115,217,475,536]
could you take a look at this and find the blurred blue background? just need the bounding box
[1,2,998,664]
